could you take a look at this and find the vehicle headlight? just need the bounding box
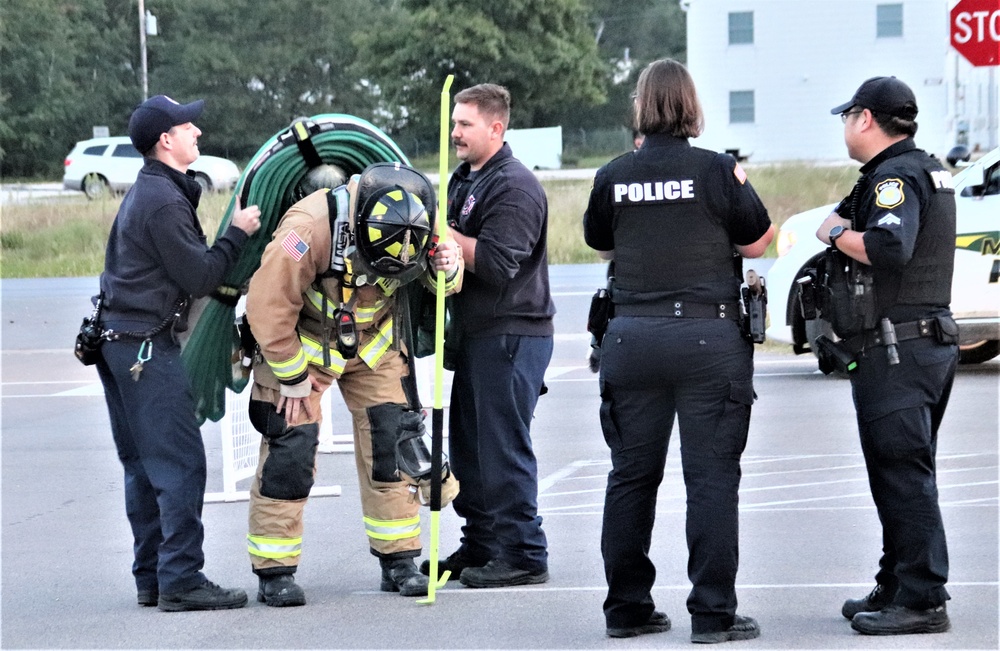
[776,228,797,257]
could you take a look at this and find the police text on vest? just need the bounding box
[614,180,695,203]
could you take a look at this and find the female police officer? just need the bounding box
[584,59,774,642]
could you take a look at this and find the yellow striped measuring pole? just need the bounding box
[418,73,455,606]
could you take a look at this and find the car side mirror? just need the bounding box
[958,165,986,198]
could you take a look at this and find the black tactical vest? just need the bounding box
[609,146,740,306]
[864,150,955,317]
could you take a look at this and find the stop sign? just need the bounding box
[951,0,1000,67]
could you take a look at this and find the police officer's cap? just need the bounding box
[830,76,918,121]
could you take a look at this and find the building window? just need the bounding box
[876,4,903,38]
[729,91,755,124]
[728,11,753,45]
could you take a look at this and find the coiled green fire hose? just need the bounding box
[182,115,409,423]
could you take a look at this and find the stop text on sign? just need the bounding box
[952,8,1000,44]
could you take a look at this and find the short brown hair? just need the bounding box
[634,59,704,138]
[454,83,511,130]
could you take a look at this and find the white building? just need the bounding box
[684,0,999,163]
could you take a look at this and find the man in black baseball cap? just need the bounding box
[830,76,918,121]
[97,93,261,612]
[128,94,205,155]
[817,73,957,637]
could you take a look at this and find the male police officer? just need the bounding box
[817,76,958,636]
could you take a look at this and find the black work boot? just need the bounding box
[842,584,895,619]
[851,604,950,635]
[380,558,429,597]
[690,615,761,644]
[606,611,672,638]
[137,588,158,607]
[157,579,248,612]
[257,573,306,607]
[459,559,549,588]
[419,547,489,581]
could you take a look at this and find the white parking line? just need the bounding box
[353,579,998,595]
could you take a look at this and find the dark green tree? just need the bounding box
[1,0,138,178]
[562,0,687,132]
[149,0,374,161]
[351,0,608,141]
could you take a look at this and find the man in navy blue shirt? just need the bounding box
[97,95,260,611]
[420,83,555,588]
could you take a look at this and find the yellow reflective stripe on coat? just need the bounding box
[247,534,302,559]
[299,333,348,374]
[363,515,420,541]
[358,317,393,367]
[268,348,308,381]
[303,287,386,325]
[442,271,461,293]
[353,303,383,325]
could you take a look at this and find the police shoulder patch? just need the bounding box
[874,178,905,209]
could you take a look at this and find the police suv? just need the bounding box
[767,146,1000,367]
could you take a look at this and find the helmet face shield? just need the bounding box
[355,185,432,282]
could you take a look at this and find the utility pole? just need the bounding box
[139,0,148,100]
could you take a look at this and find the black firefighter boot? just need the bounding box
[257,571,306,607]
[380,557,429,597]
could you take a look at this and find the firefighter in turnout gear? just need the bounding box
[244,162,463,606]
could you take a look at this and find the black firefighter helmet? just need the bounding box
[352,163,436,284]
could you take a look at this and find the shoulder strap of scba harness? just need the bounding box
[319,185,352,280]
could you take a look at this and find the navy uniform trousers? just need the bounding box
[97,326,208,595]
[448,333,553,573]
[850,335,957,609]
[599,316,755,634]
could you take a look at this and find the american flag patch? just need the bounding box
[733,162,747,185]
[281,230,309,261]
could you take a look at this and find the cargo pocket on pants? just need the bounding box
[599,392,623,453]
[713,380,755,458]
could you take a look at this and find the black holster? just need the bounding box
[814,335,858,375]
[587,276,615,347]
[818,249,877,338]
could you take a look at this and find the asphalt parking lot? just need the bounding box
[2,267,997,649]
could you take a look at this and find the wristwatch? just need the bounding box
[828,225,846,250]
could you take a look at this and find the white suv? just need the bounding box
[766,146,1000,366]
[62,136,240,199]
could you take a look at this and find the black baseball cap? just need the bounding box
[127,95,205,154]
[830,76,918,120]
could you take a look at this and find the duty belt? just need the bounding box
[615,300,739,320]
[845,318,939,351]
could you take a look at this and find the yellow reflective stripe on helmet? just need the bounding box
[247,534,302,559]
[358,317,393,367]
[363,515,421,541]
[299,333,347,374]
[268,348,308,381]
